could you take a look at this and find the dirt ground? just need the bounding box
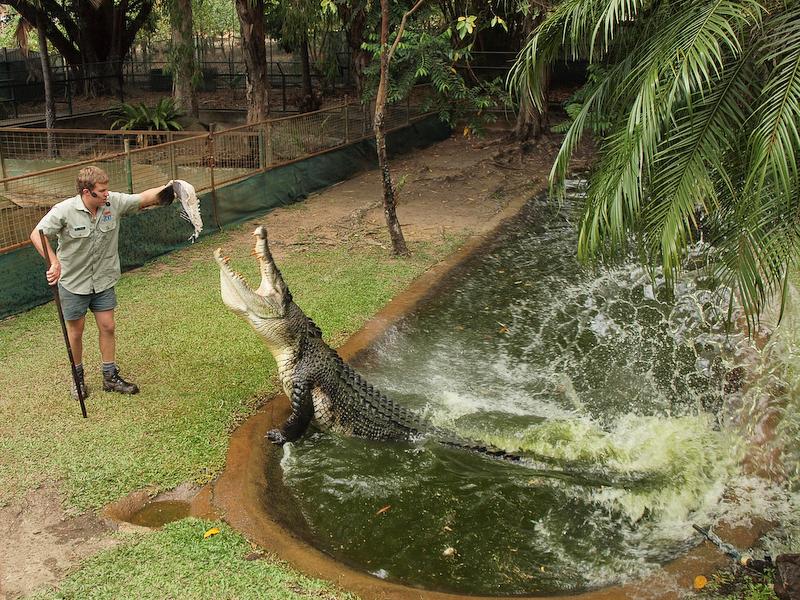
[0,126,583,599]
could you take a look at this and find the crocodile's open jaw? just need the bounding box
[214,225,287,319]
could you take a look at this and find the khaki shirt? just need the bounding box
[36,192,141,294]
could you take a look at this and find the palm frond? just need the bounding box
[746,6,800,197]
[645,46,757,284]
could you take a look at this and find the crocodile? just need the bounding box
[213,224,515,458]
[214,225,664,489]
[213,226,661,488]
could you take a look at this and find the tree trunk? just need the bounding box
[36,14,57,158]
[297,35,319,113]
[512,10,549,142]
[235,0,270,123]
[513,70,548,141]
[374,0,409,257]
[170,0,199,117]
[6,0,153,97]
[339,4,371,98]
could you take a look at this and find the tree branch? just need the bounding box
[121,0,155,58]
[387,0,426,62]
[4,0,81,64]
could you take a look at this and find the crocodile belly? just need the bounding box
[311,387,337,431]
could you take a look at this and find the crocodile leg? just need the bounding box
[268,379,314,445]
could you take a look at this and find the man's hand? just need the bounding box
[156,181,176,206]
[46,260,61,285]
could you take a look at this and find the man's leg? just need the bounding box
[94,309,116,364]
[65,316,89,399]
[94,308,139,395]
[64,316,85,365]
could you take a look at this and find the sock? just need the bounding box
[102,362,117,377]
[75,363,84,378]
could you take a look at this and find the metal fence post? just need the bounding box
[0,141,7,191]
[265,121,273,167]
[207,123,221,230]
[281,71,287,112]
[65,67,73,115]
[123,139,133,193]
[258,126,266,171]
[344,96,349,144]
[167,131,177,180]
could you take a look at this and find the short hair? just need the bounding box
[76,166,109,195]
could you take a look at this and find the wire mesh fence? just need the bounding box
[0,91,434,253]
[0,53,353,119]
[0,128,204,163]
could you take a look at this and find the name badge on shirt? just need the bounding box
[73,226,86,231]
[101,209,113,223]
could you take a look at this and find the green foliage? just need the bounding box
[149,0,237,40]
[510,0,800,328]
[107,98,184,131]
[191,0,238,37]
[551,64,612,134]
[455,15,478,39]
[362,19,511,133]
[263,0,341,88]
[701,565,778,600]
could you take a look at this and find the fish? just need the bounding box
[172,179,203,242]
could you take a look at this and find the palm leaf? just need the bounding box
[746,6,800,197]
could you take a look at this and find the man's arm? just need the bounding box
[137,182,176,209]
[30,229,60,285]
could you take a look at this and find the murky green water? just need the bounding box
[268,186,796,595]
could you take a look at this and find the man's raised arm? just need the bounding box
[138,182,176,209]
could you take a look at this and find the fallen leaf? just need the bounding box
[376,505,391,515]
[443,547,456,557]
[203,527,220,539]
[443,525,452,532]
[693,575,707,590]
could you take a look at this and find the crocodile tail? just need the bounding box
[436,436,523,463]
[436,435,663,488]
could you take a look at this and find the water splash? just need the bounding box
[275,194,799,595]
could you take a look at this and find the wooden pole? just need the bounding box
[344,96,349,144]
[167,131,177,180]
[124,139,133,193]
[38,230,88,418]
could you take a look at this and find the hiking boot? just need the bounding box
[71,372,89,400]
[103,367,139,395]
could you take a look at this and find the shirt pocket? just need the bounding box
[68,226,91,239]
[98,218,117,233]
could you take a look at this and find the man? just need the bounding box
[30,165,176,399]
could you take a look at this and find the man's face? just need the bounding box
[84,182,109,208]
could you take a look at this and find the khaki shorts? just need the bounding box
[58,285,117,321]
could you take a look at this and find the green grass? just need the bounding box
[30,518,356,599]
[0,224,463,512]
[700,566,778,600]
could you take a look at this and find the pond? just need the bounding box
[266,184,797,596]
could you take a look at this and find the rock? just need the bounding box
[775,554,800,600]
